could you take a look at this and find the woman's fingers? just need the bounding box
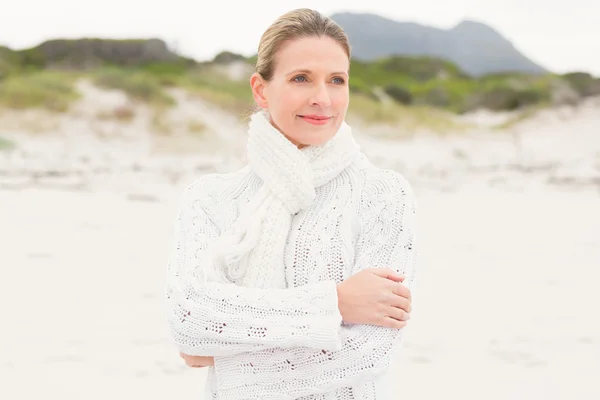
[387,305,410,322]
[391,281,411,301]
[390,295,412,314]
[385,281,412,322]
[180,353,214,368]
[370,268,405,283]
[380,316,408,329]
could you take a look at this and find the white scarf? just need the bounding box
[204,110,361,288]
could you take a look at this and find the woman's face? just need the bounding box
[250,36,350,148]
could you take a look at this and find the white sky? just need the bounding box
[2,0,599,75]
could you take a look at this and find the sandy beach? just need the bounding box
[1,87,599,399]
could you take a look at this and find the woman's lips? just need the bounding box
[298,115,332,125]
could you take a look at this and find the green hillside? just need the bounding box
[1,39,599,121]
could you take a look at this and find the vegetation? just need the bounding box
[348,58,567,113]
[178,67,255,114]
[348,94,471,134]
[561,72,600,97]
[93,68,174,106]
[0,135,15,151]
[0,39,598,121]
[0,70,79,111]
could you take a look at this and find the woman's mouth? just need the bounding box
[298,115,332,125]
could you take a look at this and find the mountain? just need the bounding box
[330,12,547,76]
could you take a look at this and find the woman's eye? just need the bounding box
[292,75,345,84]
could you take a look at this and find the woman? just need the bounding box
[165,8,417,400]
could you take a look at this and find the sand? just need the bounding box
[1,85,599,399]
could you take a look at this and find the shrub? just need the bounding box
[383,85,413,105]
[0,71,79,111]
[377,56,466,81]
[0,136,15,151]
[473,86,549,111]
[93,68,174,106]
[562,72,600,97]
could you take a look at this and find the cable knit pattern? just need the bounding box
[202,111,360,288]
[165,118,418,399]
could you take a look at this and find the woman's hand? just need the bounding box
[337,268,412,329]
[180,352,214,368]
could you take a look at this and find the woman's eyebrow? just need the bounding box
[286,69,349,76]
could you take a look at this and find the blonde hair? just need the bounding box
[255,8,351,81]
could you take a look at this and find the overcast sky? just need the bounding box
[3,0,599,75]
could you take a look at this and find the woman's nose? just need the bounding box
[310,84,331,108]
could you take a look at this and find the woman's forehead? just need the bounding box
[275,37,349,73]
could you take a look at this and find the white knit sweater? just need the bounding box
[165,152,418,400]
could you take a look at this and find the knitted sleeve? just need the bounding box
[211,170,418,399]
[165,177,343,357]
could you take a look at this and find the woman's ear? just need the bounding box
[250,73,269,109]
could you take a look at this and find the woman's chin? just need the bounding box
[286,123,340,147]
[298,136,335,147]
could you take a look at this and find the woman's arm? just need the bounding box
[211,170,418,398]
[165,176,343,357]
